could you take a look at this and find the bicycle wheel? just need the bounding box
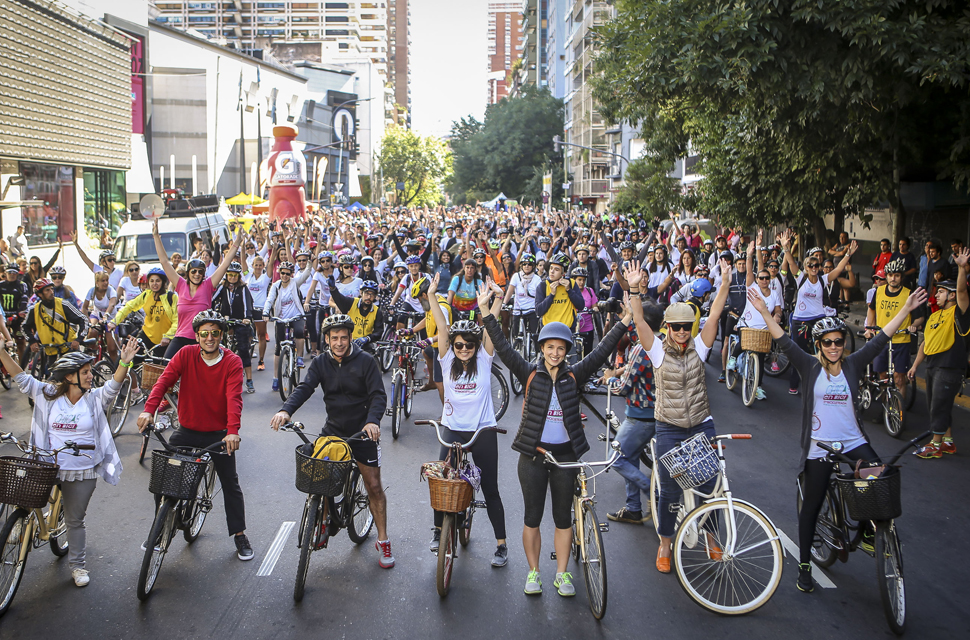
[883,388,904,438]
[378,342,393,373]
[490,365,509,421]
[673,499,783,615]
[510,338,524,396]
[0,365,9,390]
[389,373,402,440]
[49,495,68,557]
[763,341,790,377]
[458,506,474,548]
[580,501,608,620]
[184,462,216,543]
[875,521,906,635]
[436,513,456,597]
[138,431,151,464]
[278,346,293,402]
[795,474,839,568]
[0,510,29,617]
[403,366,413,418]
[571,500,581,561]
[725,338,739,391]
[108,371,132,437]
[345,469,374,544]
[741,353,759,407]
[649,463,661,537]
[295,494,321,603]
[845,328,856,354]
[903,380,917,411]
[859,382,874,411]
[137,498,177,601]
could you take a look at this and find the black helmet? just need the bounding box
[49,352,95,382]
[192,309,227,332]
[227,261,242,274]
[570,267,588,278]
[449,319,482,339]
[550,253,571,269]
[520,253,536,265]
[322,313,355,335]
[186,258,205,271]
[811,316,848,342]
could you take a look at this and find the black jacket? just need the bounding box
[212,283,255,320]
[281,343,387,437]
[484,313,629,458]
[329,282,385,343]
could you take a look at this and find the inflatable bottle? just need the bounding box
[267,125,307,223]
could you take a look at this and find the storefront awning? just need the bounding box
[126,134,156,194]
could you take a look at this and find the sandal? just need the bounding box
[257,361,265,371]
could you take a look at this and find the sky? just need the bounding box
[409,0,488,139]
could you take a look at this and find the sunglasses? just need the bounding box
[104,258,116,262]
[197,329,222,339]
[280,271,293,276]
[343,264,355,268]
[668,322,692,332]
[29,262,39,266]
[189,268,205,275]
[395,270,406,275]
[322,258,332,262]
[757,275,770,280]
[52,275,64,279]
[806,263,820,269]
[453,341,477,351]
[129,267,139,272]
[820,338,845,347]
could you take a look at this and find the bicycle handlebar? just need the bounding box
[143,423,227,455]
[535,440,621,470]
[277,422,369,446]
[815,430,931,467]
[413,419,507,449]
[0,432,94,460]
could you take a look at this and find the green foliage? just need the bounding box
[611,157,684,217]
[377,127,451,207]
[448,86,565,204]
[592,0,970,230]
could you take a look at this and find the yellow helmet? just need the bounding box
[410,276,430,298]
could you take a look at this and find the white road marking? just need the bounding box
[776,527,837,589]
[257,521,295,577]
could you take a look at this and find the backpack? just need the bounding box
[311,435,352,462]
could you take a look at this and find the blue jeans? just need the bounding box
[613,417,655,513]
[655,419,717,538]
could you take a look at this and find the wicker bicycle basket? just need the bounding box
[428,476,474,513]
[141,362,174,394]
[836,468,902,522]
[658,433,720,491]
[0,456,58,509]
[294,444,354,496]
[149,450,209,499]
[740,328,773,354]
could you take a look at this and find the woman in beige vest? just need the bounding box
[623,257,732,573]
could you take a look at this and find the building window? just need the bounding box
[83,169,127,238]
[18,163,76,247]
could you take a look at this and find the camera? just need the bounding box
[596,298,624,314]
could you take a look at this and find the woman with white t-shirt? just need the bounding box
[748,285,926,593]
[780,235,857,395]
[245,256,271,371]
[731,260,783,401]
[427,289,508,568]
[117,261,142,303]
[502,253,540,346]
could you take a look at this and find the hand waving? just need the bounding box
[623,259,643,288]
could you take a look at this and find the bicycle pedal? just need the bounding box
[597,433,607,442]
[471,500,487,509]
[598,522,609,533]
[550,551,557,560]
[669,504,682,513]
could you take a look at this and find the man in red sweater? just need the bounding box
[137,310,252,560]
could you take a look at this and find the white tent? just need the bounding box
[481,192,507,210]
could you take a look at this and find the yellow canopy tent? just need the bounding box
[226,192,265,205]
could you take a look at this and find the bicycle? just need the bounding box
[857,327,917,438]
[796,431,932,635]
[374,312,397,373]
[414,419,507,597]
[725,324,772,407]
[537,439,622,620]
[137,354,180,464]
[276,422,374,602]
[503,305,536,396]
[648,432,783,614]
[136,424,224,601]
[22,342,72,408]
[0,432,94,617]
[223,318,257,359]
[271,316,304,402]
[386,311,425,440]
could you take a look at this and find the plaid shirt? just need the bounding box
[618,342,655,418]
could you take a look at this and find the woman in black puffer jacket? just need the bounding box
[479,280,633,598]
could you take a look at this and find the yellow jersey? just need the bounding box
[872,285,912,344]
[348,298,378,340]
[542,278,578,327]
[426,295,452,339]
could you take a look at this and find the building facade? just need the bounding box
[486,2,522,105]
[544,0,568,101]
[387,0,410,127]
[508,0,547,96]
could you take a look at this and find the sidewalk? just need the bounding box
[842,301,970,411]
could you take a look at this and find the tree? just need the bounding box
[377,127,451,207]
[448,86,565,204]
[610,157,684,217]
[593,0,970,238]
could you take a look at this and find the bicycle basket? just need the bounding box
[740,328,772,353]
[428,476,474,513]
[295,444,354,496]
[836,467,902,521]
[149,450,209,499]
[658,433,720,490]
[141,362,174,394]
[0,457,58,509]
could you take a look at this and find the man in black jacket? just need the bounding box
[270,314,394,568]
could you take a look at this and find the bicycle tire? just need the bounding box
[673,499,783,615]
[138,432,151,464]
[795,474,838,568]
[390,374,402,440]
[403,366,413,418]
[883,388,904,438]
[345,469,374,544]
[0,510,29,617]
[859,382,874,412]
[291,354,301,392]
[378,343,393,373]
[294,494,321,603]
[725,338,739,391]
[845,329,856,354]
[108,370,132,437]
[490,365,509,421]
[649,463,661,537]
[279,346,293,402]
[580,501,608,620]
[510,338,524,396]
[875,521,906,635]
[903,380,917,411]
[763,341,791,377]
[436,513,456,597]
[49,494,69,557]
[458,507,474,548]
[137,498,177,601]
[184,462,216,543]
[742,353,759,407]
[0,367,9,390]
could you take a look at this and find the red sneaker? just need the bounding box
[940,438,957,455]
[915,442,942,459]
[376,540,395,568]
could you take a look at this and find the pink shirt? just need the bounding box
[174,276,215,339]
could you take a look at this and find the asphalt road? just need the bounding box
[0,344,968,640]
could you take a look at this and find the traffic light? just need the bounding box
[553,135,561,152]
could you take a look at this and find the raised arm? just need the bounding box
[153,219,179,283]
[210,226,244,285]
[429,273,451,359]
[745,239,756,287]
[826,240,858,282]
[701,257,733,348]
[72,230,96,272]
[956,247,969,313]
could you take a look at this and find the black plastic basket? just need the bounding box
[149,450,209,499]
[836,467,902,522]
[295,444,353,496]
[0,456,58,509]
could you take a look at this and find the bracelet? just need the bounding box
[120,360,133,368]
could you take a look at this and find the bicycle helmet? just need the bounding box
[538,235,551,245]
[360,280,379,293]
[49,352,96,382]
[689,278,712,298]
[806,246,823,257]
[337,254,355,265]
[574,244,591,255]
[33,278,53,292]
[693,265,710,276]
[278,261,295,274]
[319,250,333,260]
[472,248,487,258]
[360,255,375,266]
[192,309,227,332]
[520,253,537,265]
[703,239,714,247]
[147,266,168,285]
[5,264,19,273]
[321,313,355,335]
[884,257,906,274]
[227,261,242,274]
[811,316,848,342]
[409,276,430,298]
[295,250,311,259]
[937,279,958,292]
[137,274,147,285]
[186,258,205,271]
[735,252,747,262]
[664,302,696,324]
[550,253,571,269]
[49,265,67,276]
[449,319,483,339]
[536,322,573,353]
[570,267,588,278]
[99,250,115,261]
[488,239,501,250]
[619,240,635,251]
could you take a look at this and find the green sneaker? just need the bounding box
[554,571,576,597]
[524,568,542,595]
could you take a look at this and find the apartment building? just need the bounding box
[387,0,410,127]
[486,2,523,105]
[508,0,547,96]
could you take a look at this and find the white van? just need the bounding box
[112,211,230,270]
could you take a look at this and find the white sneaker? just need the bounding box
[726,356,736,371]
[72,568,90,587]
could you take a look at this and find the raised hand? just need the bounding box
[429,271,440,291]
[476,280,492,310]
[746,287,767,313]
[903,287,928,312]
[119,336,139,364]
[954,247,969,268]
[622,259,643,288]
[847,240,859,256]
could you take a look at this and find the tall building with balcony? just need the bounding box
[544,0,569,100]
[388,0,410,127]
[486,2,523,105]
[508,0,547,96]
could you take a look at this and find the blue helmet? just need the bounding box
[147,267,168,287]
[537,322,573,354]
[405,255,421,265]
[689,278,712,298]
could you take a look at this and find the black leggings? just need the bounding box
[798,442,878,564]
[230,323,252,369]
[433,428,506,540]
[163,335,196,360]
[518,443,578,530]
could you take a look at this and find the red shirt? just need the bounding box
[872,252,893,274]
[144,345,244,435]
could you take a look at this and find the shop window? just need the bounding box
[19,163,75,248]
[83,169,127,240]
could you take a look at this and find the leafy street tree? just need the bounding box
[593,0,970,241]
[448,86,565,205]
[377,127,451,207]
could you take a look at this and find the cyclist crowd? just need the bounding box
[0,203,966,610]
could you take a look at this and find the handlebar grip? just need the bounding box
[729,434,751,440]
[413,420,432,426]
[535,446,548,456]
[495,428,508,435]
[76,444,96,450]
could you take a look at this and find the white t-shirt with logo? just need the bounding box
[48,396,97,471]
[809,370,866,459]
[439,348,496,431]
[245,273,271,309]
[509,272,539,312]
[793,273,830,321]
[540,387,569,444]
[741,283,782,329]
